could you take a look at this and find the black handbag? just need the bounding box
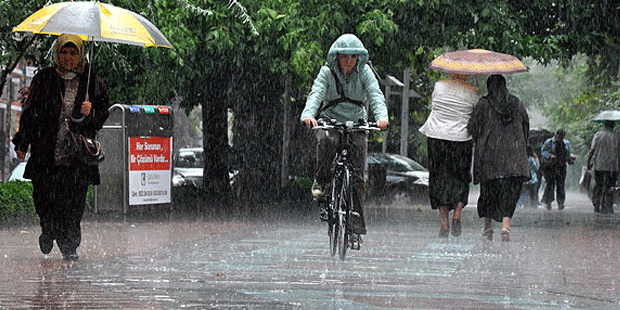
[64,130,105,165]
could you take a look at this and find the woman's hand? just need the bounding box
[81,101,92,116]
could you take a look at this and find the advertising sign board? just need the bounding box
[128,136,172,205]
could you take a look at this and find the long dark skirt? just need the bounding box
[32,165,89,256]
[478,177,524,222]
[427,137,473,210]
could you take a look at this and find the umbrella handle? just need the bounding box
[85,37,93,103]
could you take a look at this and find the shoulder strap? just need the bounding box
[317,68,364,115]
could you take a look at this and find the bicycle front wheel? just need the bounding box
[336,166,353,260]
[328,178,339,257]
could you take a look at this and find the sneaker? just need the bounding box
[349,233,362,250]
[311,180,324,198]
[558,204,565,211]
[543,202,552,210]
[39,233,53,255]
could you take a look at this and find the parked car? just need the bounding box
[172,147,237,188]
[172,147,205,188]
[366,152,429,205]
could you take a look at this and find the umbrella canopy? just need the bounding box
[429,49,528,75]
[13,1,173,48]
[592,110,620,124]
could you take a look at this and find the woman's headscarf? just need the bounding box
[53,34,86,74]
[486,74,518,124]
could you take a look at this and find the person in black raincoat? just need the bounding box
[12,34,110,261]
[467,74,530,242]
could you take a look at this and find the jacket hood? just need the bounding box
[326,34,369,72]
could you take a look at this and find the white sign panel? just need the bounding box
[128,136,172,205]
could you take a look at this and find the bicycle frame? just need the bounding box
[315,120,380,260]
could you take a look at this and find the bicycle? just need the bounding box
[314,119,382,260]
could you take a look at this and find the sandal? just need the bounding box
[501,229,510,242]
[482,228,493,241]
[451,219,462,237]
[439,225,450,238]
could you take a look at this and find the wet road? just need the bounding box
[1,190,619,309]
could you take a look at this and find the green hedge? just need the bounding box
[0,181,96,226]
[0,180,37,226]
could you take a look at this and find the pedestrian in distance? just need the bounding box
[419,73,479,238]
[467,74,530,242]
[12,34,111,261]
[519,145,540,208]
[300,33,389,250]
[540,128,577,210]
[586,120,619,214]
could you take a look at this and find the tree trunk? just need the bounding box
[202,97,232,207]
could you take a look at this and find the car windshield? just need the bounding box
[371,153,427,172]
[176,150,203,168]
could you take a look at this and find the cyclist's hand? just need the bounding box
[302,117,318,128]
[376,120,389,130]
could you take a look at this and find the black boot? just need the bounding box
[38,222,53,255]
[39,233,53,255]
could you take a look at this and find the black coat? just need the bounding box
[12,67,110,185]
[467,96,530,184]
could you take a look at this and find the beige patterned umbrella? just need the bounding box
[429,49,529,75]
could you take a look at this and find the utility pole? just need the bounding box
[400,68,411,156]
[382,75,404,153]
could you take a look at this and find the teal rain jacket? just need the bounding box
[300,34,388,124]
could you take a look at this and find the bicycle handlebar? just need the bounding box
[313,119,384,132]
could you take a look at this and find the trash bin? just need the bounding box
[94,104,174,213]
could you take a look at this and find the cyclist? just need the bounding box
[300,33,389,249]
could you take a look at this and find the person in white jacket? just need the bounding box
[419,74,479,238]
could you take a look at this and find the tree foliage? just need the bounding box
[2,0,619,208]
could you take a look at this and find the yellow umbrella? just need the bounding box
[429,49,528,75]
[13,1,173,48]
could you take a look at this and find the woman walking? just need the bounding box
[467,75,529,242]
[419,73,479,238]
[12,34,110,260]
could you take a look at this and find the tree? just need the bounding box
[5,0,619,209]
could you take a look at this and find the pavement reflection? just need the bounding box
[0,190,618,309]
